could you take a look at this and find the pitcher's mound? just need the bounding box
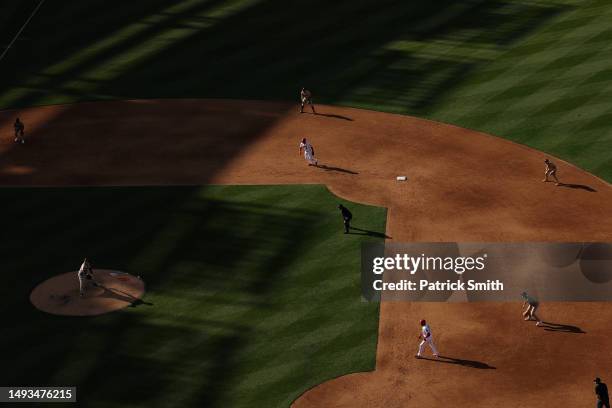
[30,269,146,316]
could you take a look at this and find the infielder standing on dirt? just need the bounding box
[543,159,560,185]
[300,87,316,114]
[299,138,318,166]
[416,319,439,358]
[78,257,100,297]
[521,291,542,326]
[14,118,25,144]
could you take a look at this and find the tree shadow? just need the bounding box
[0,0,573,115]
[0,186,357,406]
[317,164,358,174]
[416,355,496,369]
[348,227,390,239]
[540,321,585,334]
[557,183,597,192]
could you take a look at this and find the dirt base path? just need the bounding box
[2,99,611,406]
[30,270,145,316]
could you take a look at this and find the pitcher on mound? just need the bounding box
[78,258,101,297]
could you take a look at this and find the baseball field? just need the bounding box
[0,1,611,407]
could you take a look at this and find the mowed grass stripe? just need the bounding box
[443,7,609,100]
[236,322,379,407]
[447,24,609,113]
[432,3,610,142]
[444,58,612,126]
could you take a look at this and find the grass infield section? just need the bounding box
[0,185,386,408]
[0,0,610,181]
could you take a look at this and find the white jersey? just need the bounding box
[299,141,316,164]
[299,141,313,154]
[417,323,438,357]
[78,261,92,279]
[421,324,432,339]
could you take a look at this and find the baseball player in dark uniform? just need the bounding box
[595,378,610,408]
[300,88,316,114]
[338,204,352,234]
[14,118,25,144]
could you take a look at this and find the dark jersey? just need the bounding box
[524,293,538,307]
[340,207,352,220]
[596,383,609,402]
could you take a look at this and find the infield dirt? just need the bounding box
[2,99,611,406]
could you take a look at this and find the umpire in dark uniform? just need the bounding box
[338,204,352,234]
[595,378,610,408]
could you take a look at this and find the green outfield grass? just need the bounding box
[0,0,610,180]
[0,185,386,408]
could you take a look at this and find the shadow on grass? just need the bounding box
[349,227,390,239]
[129,298,154,308]
[0,0,573,115]
[0,185,385,407]
[0,187,316,404]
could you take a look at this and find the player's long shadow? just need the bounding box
[539,321,585,333]
[417,355,496,369]
[317,164,358,174]
[557,183,596,192]
[349,227,391,239]
[99,286,153,307]
[313,112,354,121]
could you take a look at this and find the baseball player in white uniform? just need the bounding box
[416,319,439,358]
[78,258,100,297]
[299,138,318,166]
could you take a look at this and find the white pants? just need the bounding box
[418,337,438,356]
[79,277,87,295]
[79,276,98,295]
[304,149,317,165]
